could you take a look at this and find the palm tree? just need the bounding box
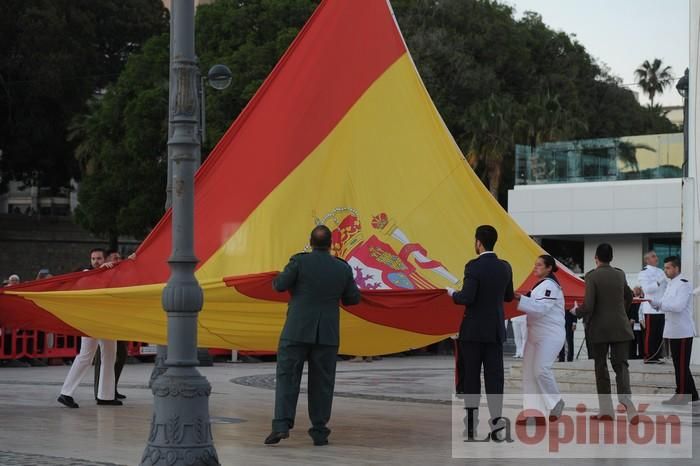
[517,92,587,151]
[465,94,519,198]
[634,59,673,107]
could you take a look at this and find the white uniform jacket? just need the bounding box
[517,277,565,337]
[652,274,696,339]
[639,265,667,316]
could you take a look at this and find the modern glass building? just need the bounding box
[508,133,683,283]
[515,133,683,185]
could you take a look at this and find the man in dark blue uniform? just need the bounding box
[265,225,361,446]
[448,225,514,436]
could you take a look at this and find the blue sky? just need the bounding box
[506,0,689,107]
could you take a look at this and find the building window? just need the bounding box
[648,237,681,261]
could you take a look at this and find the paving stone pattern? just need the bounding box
[0,451,125,466]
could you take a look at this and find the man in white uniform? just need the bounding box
[650,256,698,404]
[57,248,120,408]
[636,250,667,363]
[511,315,527,358]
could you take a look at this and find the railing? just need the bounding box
[0,328,273,361]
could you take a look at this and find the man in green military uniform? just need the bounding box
[265,225,361,446]
[572,243,636,420]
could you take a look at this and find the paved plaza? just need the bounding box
[0,355,699,465]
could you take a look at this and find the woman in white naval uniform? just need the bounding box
[514,254,566,424]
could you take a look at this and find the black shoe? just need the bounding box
[96,398,123,406]
[264,431,289,445]
[463,419,479,438]
[116,392,126,400]
[57,394,79,408]
[313,439,329,446]
[549,399,565,421]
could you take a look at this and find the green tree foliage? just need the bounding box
[72,35,171,247]
[634,58,674,107]
[73,0,677,240]
[0,0,168,191]
[391,2,676,201]
[73,0,319,244]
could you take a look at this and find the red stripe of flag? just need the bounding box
[117,0,407,288]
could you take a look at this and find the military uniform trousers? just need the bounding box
[60,337,116,400]
[272,338,338,440]
[591,341,632,413]
[94,340,128,399]
[669,337,699,400]
[644,314,665,361]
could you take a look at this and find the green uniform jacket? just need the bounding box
[273,249,361,346]
[575,264,634,343]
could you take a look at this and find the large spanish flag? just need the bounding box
[0,0,584,355]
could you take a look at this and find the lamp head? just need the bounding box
[676,68,689,99]
[207,64,232,91]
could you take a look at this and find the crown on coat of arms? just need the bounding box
[317,207,364,258]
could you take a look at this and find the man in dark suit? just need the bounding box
[265,225,361,446]
[572,243,636,420]
[558,310,577,362]
[447,225,514,436]
[627,302,644,360]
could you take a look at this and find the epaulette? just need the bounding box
[641,266,647,271]
[681,279,688,282]
[614,267,625,272]
[334,256,349,264]
[291,252,309,259]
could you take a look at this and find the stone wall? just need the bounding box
[0,214,139,283]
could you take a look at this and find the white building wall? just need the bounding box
[582,235,643,285]
[508,178,682,236]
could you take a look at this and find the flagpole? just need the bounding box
[687,0,700,364]
[141,0,219,463]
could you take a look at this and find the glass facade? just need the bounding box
[648,237,681,262]
[515,133,684,185]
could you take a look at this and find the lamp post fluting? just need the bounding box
[140,1,219,464]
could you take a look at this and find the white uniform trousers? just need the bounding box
[512,316,527,358]
[60,337,116,400]
[522,332,564,414]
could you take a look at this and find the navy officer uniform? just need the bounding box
[650,256,699,404]
[265,225,361,446]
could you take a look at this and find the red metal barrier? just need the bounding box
[0,328,80,360]
[0,327,274,361]
[43,333,79,358]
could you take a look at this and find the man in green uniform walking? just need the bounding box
[265,225,361,446]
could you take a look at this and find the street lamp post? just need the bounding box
[677,68,689,176]
[141,1,219,464]
[148,34,232,387]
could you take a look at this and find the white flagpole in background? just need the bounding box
[686,0,700,363]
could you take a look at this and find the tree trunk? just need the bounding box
[487,162,501,199]
[109,233,119,251]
